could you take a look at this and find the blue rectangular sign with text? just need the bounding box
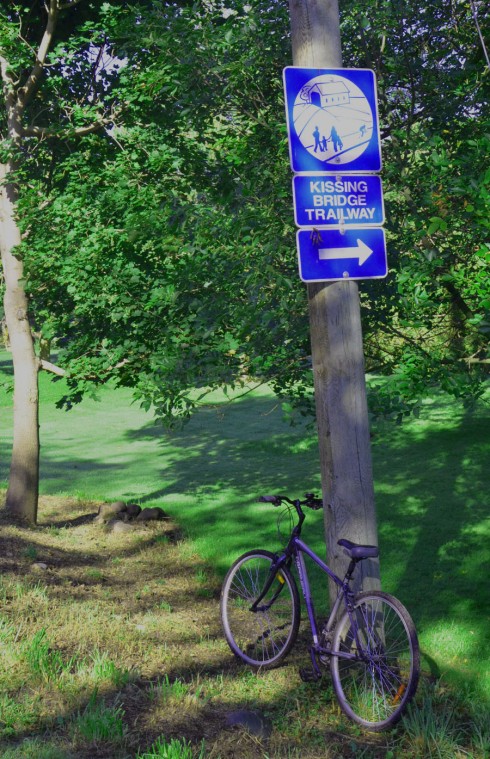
[293,174,384,228]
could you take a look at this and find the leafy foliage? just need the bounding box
[14,1,314,423]
[342,0,490,417]
[3,0,489,425]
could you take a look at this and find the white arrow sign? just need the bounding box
[297,228,387,281]
[318,239,373,265]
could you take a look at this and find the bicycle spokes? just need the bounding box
[221,551,300,668]
[332,593,418,728]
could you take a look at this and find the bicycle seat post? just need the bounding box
[344,558,357,584]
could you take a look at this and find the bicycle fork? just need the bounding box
[248,555,290,613]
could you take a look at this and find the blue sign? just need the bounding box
[293,174,384,228]
[297,228,387,282]
[283,67,381,173]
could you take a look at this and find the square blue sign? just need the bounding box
[283,67,382,174]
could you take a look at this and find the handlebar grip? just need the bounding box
[258,495,281,506]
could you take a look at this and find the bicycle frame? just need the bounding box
[251,533,361,664]
[292,537,347,650]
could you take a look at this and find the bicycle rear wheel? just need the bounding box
[330,591,419,730]
[220,550,300,668]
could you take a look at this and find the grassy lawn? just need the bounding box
[0,353,489,757]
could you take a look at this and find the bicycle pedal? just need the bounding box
[299,667,322,683]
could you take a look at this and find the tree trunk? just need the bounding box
[0,161,39,524]
[308,281,380,598]
[288,0,380,602]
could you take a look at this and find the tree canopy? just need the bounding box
[342,0,490,415]
[3,0,489,428]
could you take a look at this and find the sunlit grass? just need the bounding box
[136,736,206,759]
[73,690,126,743]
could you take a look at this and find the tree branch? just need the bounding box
[40,359,66,376]
[0,54,14,84]
[16,0,58,113]
[440,279,474,320]
[469,0,490,72]
[22,118,112,139]
[0,54,22,143]
[377,322,434,359]
[82,36,107,103]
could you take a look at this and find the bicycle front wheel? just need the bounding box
[220,550,300,668]
[330,591,419,730]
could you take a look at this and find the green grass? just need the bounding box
[1,351,489,751]
[136,736,205,759]
[0,497,488,758]
[74,691,126,743]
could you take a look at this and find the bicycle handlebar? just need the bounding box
[258,493,323,510]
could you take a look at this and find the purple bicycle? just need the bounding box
[220,493,419,730]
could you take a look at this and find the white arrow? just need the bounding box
[318,239,373,266]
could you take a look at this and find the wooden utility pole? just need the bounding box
[288,0,380,602]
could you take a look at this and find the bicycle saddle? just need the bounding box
[337,538,379,560]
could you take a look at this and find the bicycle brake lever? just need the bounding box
[304,493,323,510]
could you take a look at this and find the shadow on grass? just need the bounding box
[127,396,319,495]
[0,647,482,759]
[373,413,488,587]
[0,355,13,376]
[123,395,490,701]
[0,524,184,605]
[371,407,490,699]
[1,378,489,704]
[0,496,487,757]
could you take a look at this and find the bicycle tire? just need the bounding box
[330,591,419,730]
[220,550,300,668]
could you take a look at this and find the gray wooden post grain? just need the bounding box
[288,0,381,601]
